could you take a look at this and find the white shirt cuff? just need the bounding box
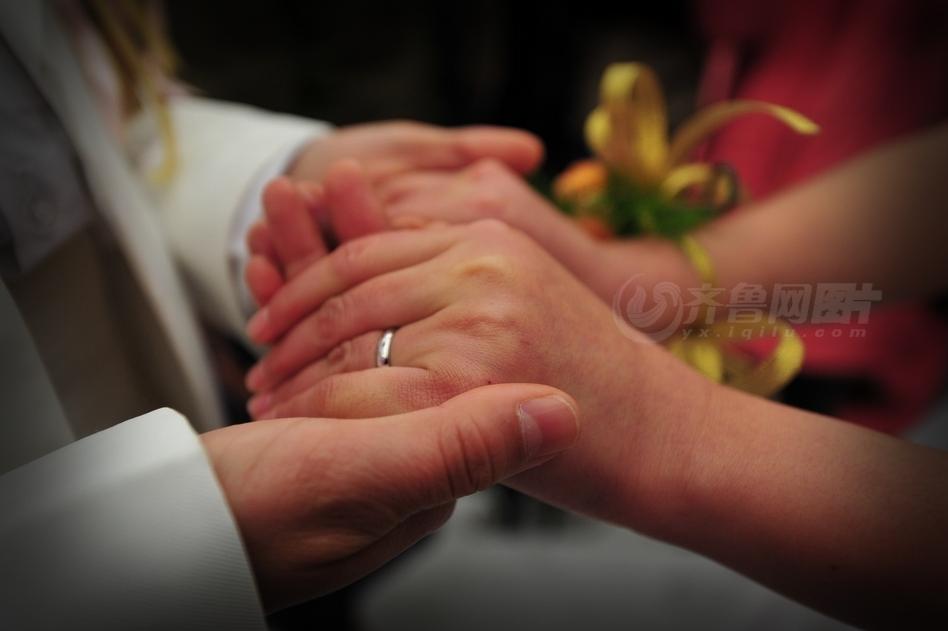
[0,409,267,630]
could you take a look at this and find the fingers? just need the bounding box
[263,177,328,279]
[248,329,382,418]
[247,220,278,260]
[247,320,435,418]
[298,179,334,240]
[245,226,457,344]
[451,126,544,175]
[384,125,544,177]
[260,366,435,419]
[262,377,583,506]
[245,255,284,307]
[365,383,579,508]
[325,159,389,242]
[246,262,446,392]
[378,159,527,228]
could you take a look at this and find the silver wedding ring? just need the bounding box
[375,328,396,367]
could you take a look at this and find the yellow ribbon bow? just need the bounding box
[585,62,819,200]
[569,62,819,397]
[670,235,806,398]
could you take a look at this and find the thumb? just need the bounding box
[324,159,389,242]
[374,384,580,510]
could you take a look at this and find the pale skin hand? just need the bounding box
[245,120,545,303]
[201,383,579,613]
[245,171,948,626]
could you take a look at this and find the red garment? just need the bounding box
[696,0,948,432]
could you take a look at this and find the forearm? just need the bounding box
[669,384,948,626]
[579,122,948,329]
[697,122,948,301]
[587,236,698,305]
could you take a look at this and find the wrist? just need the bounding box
[594,237,701,332]
[563,319,717,537]
[619,346,721,538]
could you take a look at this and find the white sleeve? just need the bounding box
[131,96,331,340]
[0,409,267,631]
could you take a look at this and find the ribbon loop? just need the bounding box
[564,62,819,398]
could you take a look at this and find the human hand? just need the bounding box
[202,383,579,612]
[290,121,543,187]
[248,158,697,323]
[251,156,603,300]
[244,184,711,535]
[374,157,625,292]
[245,122,543,304]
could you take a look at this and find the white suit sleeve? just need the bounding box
[0,409,267,631]
[131,96,331,340]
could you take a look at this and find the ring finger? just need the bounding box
[245,258,452,393]
[248,321,431,418]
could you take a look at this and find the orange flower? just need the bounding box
[553,159,608,203]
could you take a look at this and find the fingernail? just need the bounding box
[246,362,268,392]
[517,395,579,459]
[247,308,270,342]
[247,392,272,418]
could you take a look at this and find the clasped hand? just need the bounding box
[244,150,711,584]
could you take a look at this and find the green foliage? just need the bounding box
[549,169,720,239]
[604,170,718,238]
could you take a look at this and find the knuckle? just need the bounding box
[314,294,350,340]
[325,338,354,369]
[454,301,522,338]
[436,414,501,498]
[439,306,536,382]
[450,252,517,287]
[330,236,376,282]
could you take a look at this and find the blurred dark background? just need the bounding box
[166,0,703,179]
